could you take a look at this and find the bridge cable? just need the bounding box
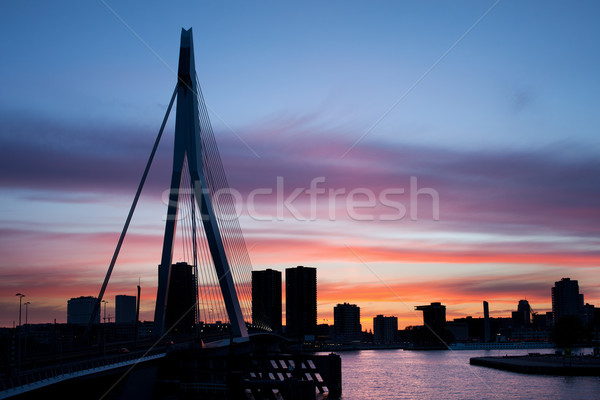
[195,192,228,324]
[197,114,253,325]
[193,84,249,313]
[84,84,178,339]
[194,80,255,324]
[189,169,200,324]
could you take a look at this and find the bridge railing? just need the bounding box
[0,347,166,393]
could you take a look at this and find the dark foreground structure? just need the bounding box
[155,341,341,399]
[470,354,600,376]
[1,335,342,399]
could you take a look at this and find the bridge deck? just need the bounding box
[0,348,165,399]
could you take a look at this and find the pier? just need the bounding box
[470,354,600,376]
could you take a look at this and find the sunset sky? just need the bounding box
[1,1,599,331]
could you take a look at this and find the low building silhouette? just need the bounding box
[333,303,361,343]
[446,321,469,342]
[415,302,446,335]
[373,315,398,344]
[67,296,99,325]
[316,323,334,342]
[115,295,137,325]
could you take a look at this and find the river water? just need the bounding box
[336,348,600,399]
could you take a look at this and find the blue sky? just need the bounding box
[3,1,599,148]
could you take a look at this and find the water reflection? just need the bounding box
[337,349,600,400]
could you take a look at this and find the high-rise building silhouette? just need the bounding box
[115,295,137,325]
[415,302,446,335]
[285,266,317,340]
[67,296,100,325]
[165,262,197,334]
[334,303,361,343]
[252,269,282,333]
[552,277,583,324]
[511,299,531,327]
[483,301,490,342]
[373,315,398,343]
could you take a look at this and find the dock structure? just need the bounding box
[470,354,600,376]
[155,342,341,399]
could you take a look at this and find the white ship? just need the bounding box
[449,342,554,350]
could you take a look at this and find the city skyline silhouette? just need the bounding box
[1,2,599,334]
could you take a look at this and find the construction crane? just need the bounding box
[529,304,538,319]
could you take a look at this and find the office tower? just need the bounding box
[115,295,137,325]
[166,262,197,334]
[518,299,531,325]
[551,278,583,324]
[512,299,531,327]
[252,269,282,333]
[483,301,490,343]
[334,303,361,343]
[373,315,398,344]
[285,266,317,340]
[415,302,446,335]
[67,296,100,324]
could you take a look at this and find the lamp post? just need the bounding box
[102,300,108,324]
[15,293,25,327]
[24,302,30,325]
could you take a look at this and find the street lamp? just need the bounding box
[102,300,108,324]
[15,293,25,327]
[24,302,30,325]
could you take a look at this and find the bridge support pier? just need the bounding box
[153,340,342,399]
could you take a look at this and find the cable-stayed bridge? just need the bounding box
[89,27,254,341]
[0,28,340,400]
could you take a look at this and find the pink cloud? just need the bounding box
[1,113,599,327]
